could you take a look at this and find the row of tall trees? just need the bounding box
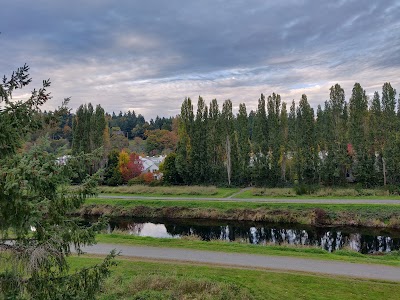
[72,103,109,155]
[172,83,399,187]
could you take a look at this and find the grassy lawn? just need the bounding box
[96,234,400,267]
[96,185,240,198]
[69,256,400,299]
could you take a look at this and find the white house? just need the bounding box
[139,155,166,180]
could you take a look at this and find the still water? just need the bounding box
[99,217,400,254]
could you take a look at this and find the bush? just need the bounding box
[387,184,400,195]
[311,208,328,225]
[128,175,146,185]
[294,183,320,195]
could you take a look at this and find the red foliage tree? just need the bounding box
[143,172,154,184]
[119,151,143,182]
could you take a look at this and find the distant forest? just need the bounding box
[31,82,400,189]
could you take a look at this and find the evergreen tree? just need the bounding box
[103,150,123,186]
[160,153,183,185]
[0,66,114,299]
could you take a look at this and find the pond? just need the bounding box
[92,217,400,254]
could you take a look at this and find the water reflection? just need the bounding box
[103,218,400,254]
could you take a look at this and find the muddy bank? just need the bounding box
[78,204,400,229]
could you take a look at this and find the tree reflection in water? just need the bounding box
[104,218,400,254]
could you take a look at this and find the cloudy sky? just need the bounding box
[1,0,400,118]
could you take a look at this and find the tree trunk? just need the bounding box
[382,156,387,186]
[226,135,231,186]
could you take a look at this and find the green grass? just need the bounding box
[96,234,400,267]
[96,185,239,198]
[94,185,400,200]
[86,197,400,210]
[68,256,400,299]
[85,197,400,216]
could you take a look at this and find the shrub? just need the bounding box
[294,183,320,195]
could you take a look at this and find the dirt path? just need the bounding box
[97,194,400,204]
[227,187,252,198]
[82,243,400,281]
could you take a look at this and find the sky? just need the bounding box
[1,0,400,119]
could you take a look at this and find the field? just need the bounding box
[69,256,400,300]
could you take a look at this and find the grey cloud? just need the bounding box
[1,0,400,118]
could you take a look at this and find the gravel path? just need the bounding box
[97,194,400,204]
[82,243,400,281]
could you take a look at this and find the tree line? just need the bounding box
[165,82,400,189]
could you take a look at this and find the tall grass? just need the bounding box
[249,187,393,198]
[97,185,220,196]
[101,273,253,300]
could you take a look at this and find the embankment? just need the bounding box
[78,199,400,229]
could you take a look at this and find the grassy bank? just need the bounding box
[92,185,400,199]
[69,256,400,299]
[81,198,400,228]
[96,234,400,267]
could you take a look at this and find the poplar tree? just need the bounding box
[252,94,268,152]
[279,102,289,182]
[221,100,237,185]
[324,84,348,185]
[349,83,374,186]
[295,94,317,184]
[381,83,398,185]
[369,91,383,184]
[288,100,297,181]
[252,94,268,185]
[175,97,194,184]
[267,93,282,186]
[207,99,224,183]
[236,103,250,185]
[192,96,209,183]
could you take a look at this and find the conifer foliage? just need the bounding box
[0,66,115,299]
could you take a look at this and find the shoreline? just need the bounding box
[78,201,400,229]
